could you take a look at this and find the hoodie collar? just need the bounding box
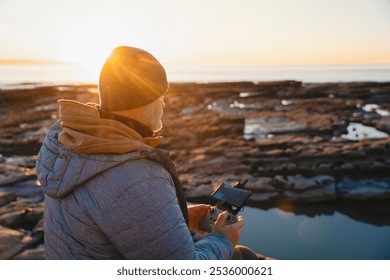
[98,109,154,138]
[57,99,162,154]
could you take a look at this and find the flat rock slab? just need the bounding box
[0,199,44,229]
[0,225,32,259]
[0,179,44,202]
[0,192,16,207]
[12,247,45,260]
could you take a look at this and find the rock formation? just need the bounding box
[1,81,390,259]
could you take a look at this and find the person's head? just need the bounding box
[115,95,165,132]
[98,46,168,132]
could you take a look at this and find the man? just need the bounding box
[36,46,244,259]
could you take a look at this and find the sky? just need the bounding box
[0,0,390,68]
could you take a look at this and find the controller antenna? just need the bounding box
[234,179,248,189]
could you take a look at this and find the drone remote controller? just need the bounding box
[198,180,251,233]
[198,206,237,233]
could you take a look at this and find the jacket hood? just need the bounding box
[57,99,162,154]
[36,121,152,199]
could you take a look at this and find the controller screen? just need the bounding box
[212,183,250,207]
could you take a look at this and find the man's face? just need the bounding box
[115,95,165,133]
[147,96,165,132]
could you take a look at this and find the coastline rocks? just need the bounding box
[0,199,44,259]
[0,179,44,202]
[0,84,98,156]
[247,177,275,192]
[248,192,279,203]
[245,174,337,203]
[0,192,16,207]
[0,199,44,229]
[288,175,334,191]
[338,177,390,200]
[283,183,336,203]
[185,184,214,198]
[1,81,390,259]
[0,225,33,259]
[13,247,45,260]
[0,156,37,187]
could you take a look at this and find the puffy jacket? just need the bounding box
[36,122,233,259]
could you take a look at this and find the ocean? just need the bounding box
[0,63,390,88]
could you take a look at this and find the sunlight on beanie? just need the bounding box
[99,46,168,111]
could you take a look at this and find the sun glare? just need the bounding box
[58,19,132,71]
[76,45,113,70]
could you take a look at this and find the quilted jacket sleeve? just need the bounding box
[94,173,233,260]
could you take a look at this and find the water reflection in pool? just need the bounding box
[238,206,390,260]
[341,122,389,141]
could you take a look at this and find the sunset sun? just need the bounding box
[57,20,133,70]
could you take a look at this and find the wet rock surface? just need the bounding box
[1,81,390,259]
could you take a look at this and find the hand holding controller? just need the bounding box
[197,180,251,233]
[212,211,244,246]
[198,206,237,232]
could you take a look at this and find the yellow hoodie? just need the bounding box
[58,99,162,154]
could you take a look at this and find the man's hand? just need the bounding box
[187,204,211,232]
[212,211,244,246]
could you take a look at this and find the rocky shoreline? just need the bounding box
[1,81,390,259]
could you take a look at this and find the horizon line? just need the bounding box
[0,59,61,65]
[1,59,390,68]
